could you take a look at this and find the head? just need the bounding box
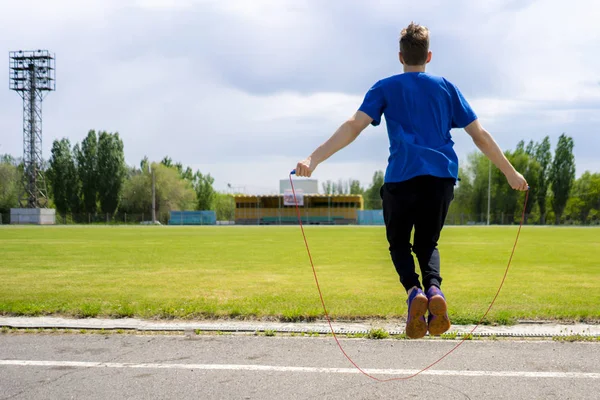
[399,22,431,71]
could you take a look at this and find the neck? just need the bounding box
[403,65,426,73]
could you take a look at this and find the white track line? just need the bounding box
[0,360,598,379]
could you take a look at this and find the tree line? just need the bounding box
[449,133,600,224]
[121,155,233,221]
[316,134,600,224]
[46,130,126,217]
[0,130,232,223]
[1,131,598,224]
[448,134,578,224]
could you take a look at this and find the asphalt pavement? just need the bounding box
[1,332,598,399]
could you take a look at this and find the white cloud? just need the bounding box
[249,92,362,125]
[134,0,197,9]
[0,0,124,26]
[0,0,598,195]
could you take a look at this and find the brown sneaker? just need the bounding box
[426,286,451,336]
[405,288,428,339]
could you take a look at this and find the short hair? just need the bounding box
[400,22,430,66]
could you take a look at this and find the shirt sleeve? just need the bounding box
[358,80,386,126]
[447,80,477,129]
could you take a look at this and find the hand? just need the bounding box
[295,157,317,177]
[506,171,529,191]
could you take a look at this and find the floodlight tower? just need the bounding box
[9,50,56,208]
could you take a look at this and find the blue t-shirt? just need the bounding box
[358,72,477,183]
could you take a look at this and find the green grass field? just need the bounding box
[0,225,598,324]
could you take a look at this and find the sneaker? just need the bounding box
[426,286,451,336]
[405,288,428,339]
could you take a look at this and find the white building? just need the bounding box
[279,179,319,194]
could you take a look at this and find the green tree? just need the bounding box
[322,180,334,195]
[121,163,196,217]
[490,154,518,223]
[68,151,82,214]
[487,150,540,224]
[335,179,347,195]
[0,156,21,218]
[77,130,99,214]
[125,163,140,179]
[513,147,541,223]
[140,156,150,173]
[534,136,552,224]
[214,192,235,221]
[467,152,490,221]
[564,172,600,224]
[516,139,536,157]
[48,138,79,215]
[193,171,216,211]
[161,156,173,168]
[181,167,194,181]
[0,154,17,165]
[463,150,535,224]
[448,149,540,224]
[550,134,575,224]
[447,166,474,222]
[321,179,362,196]
[174,162,183,174]
[120,173,151,215]
[525,140,536,156]
[161,158,194,181]
[97,132,127,215]
[364,171,384,210]
[349,179,364,195]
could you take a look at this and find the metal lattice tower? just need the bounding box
[9,50,56,208]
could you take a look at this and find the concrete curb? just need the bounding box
[1,317,599,338]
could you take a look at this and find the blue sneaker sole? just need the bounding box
[406,294,428,339]
[428,295,451,336]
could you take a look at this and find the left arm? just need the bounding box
[295,111,373,177]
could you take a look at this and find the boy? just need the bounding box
[294,22,528,339]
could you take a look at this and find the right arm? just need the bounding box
[295,80,385,178]
[295,111,373,177]
[464,119,528,191]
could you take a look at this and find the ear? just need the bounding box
[426,51,432,64]
[399,52,405,65]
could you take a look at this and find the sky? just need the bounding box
[0,0,599,194]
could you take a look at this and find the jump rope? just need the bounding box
[288,170,529,382]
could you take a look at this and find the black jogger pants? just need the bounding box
[380,175,455,292]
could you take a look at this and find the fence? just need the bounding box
[53,212,172,225]
[447,213,600,226]
[1,211,598,226]
[232,209,600,226]
[357,210,384,225]
[355,210,600,226]
[2,212,168,225]
[168,211,216,225]
[51,212,223,226]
